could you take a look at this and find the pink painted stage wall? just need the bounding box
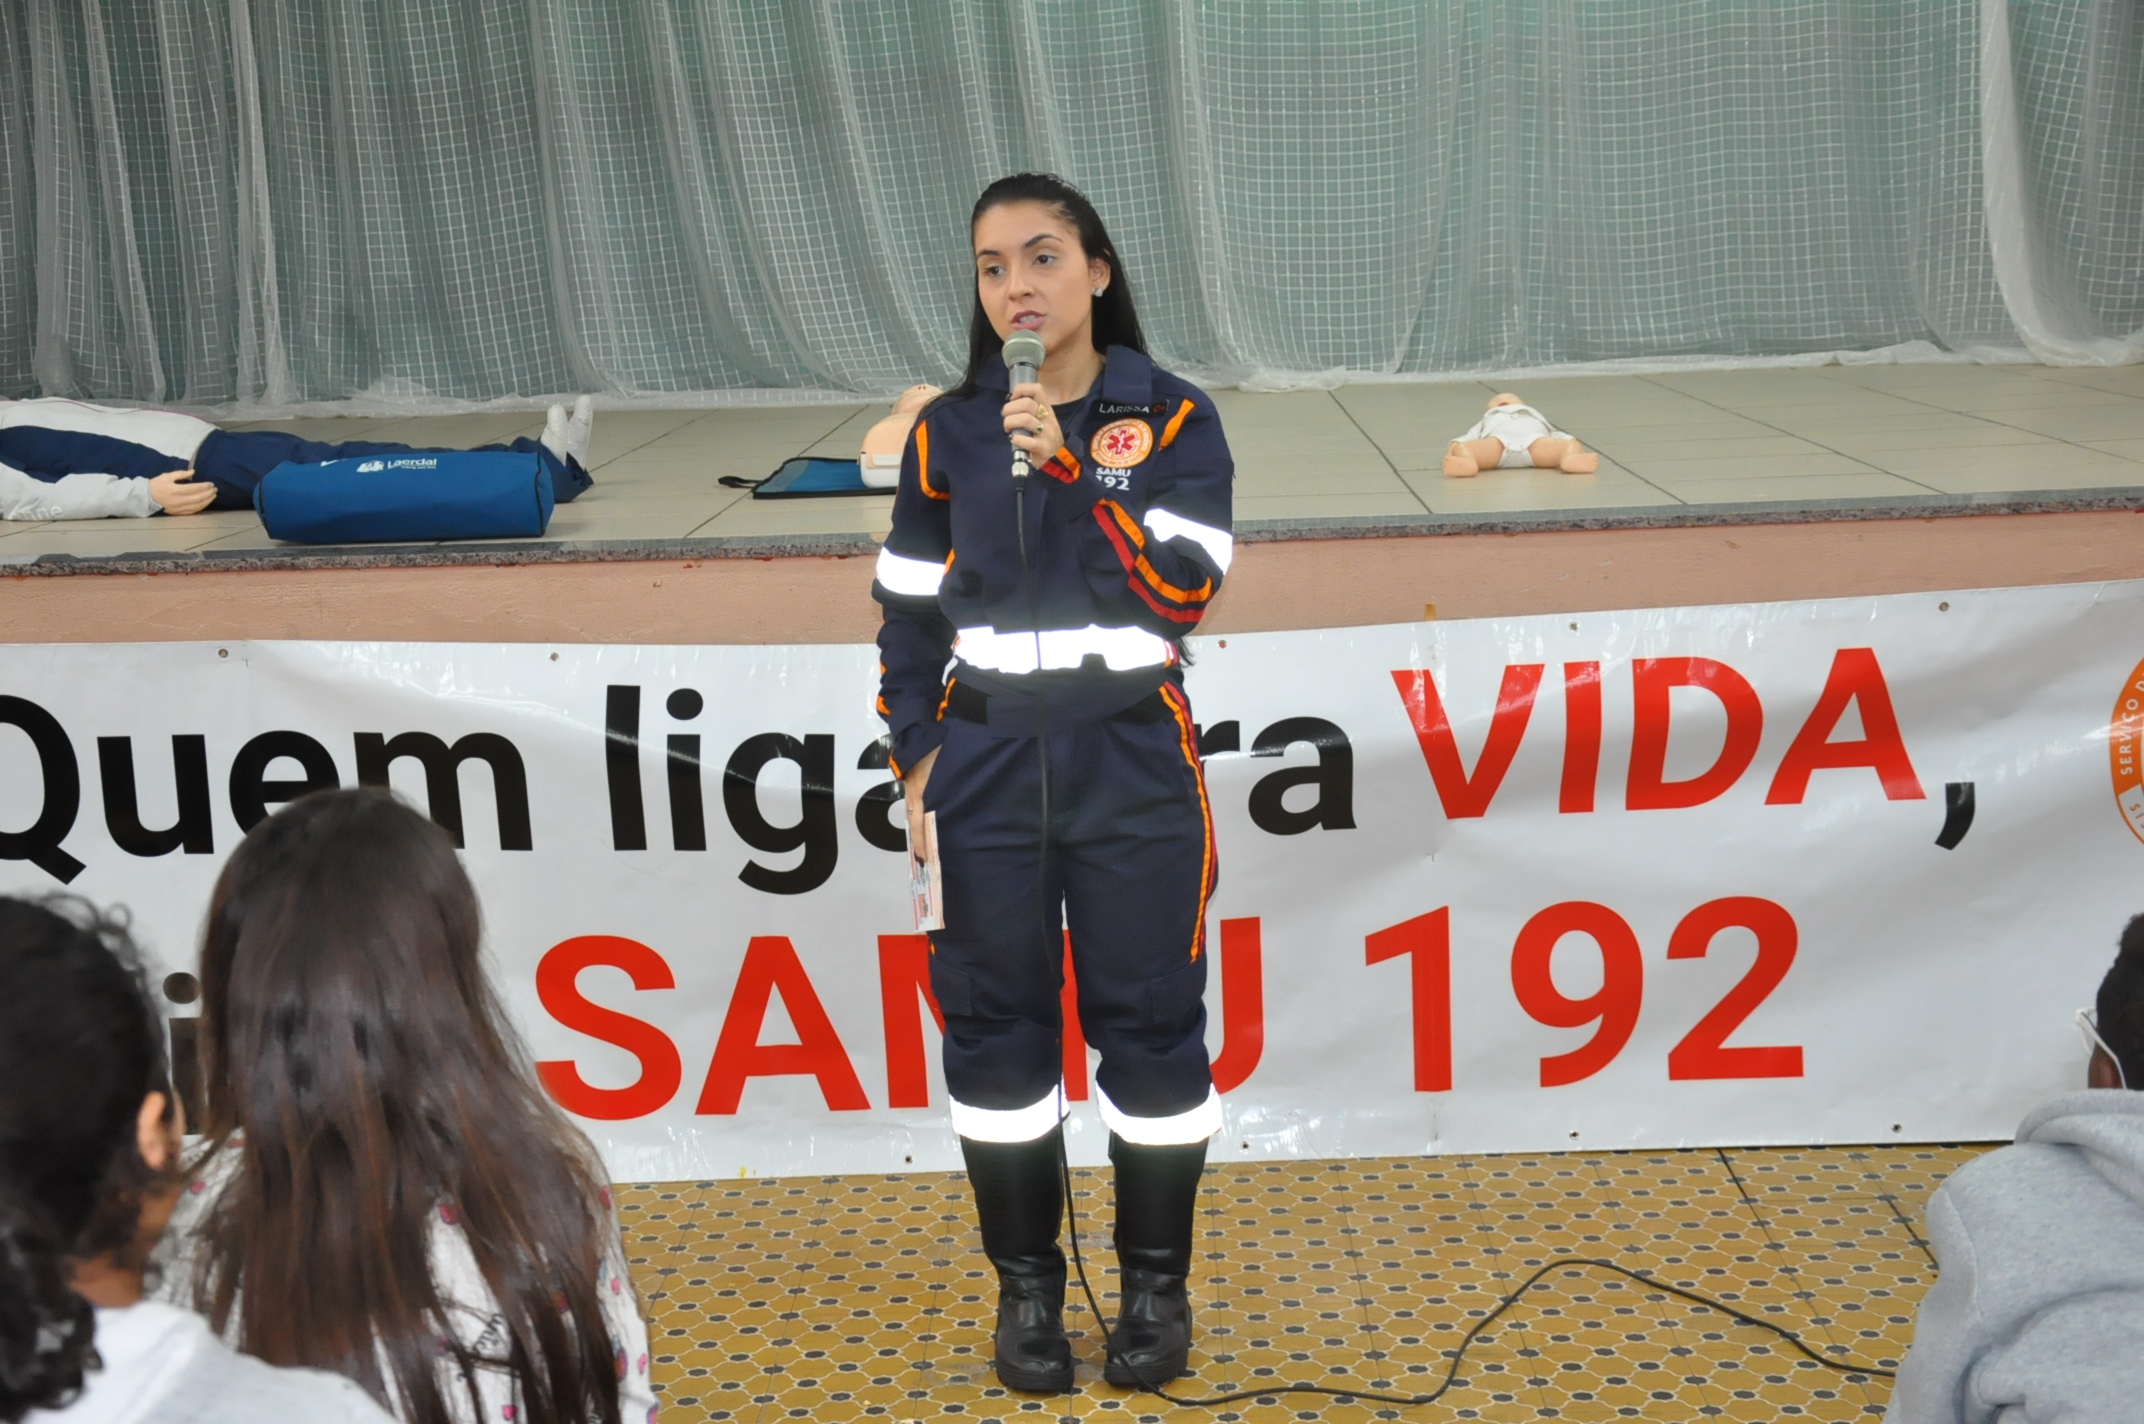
[4,510,2140,646]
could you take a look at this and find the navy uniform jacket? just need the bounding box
[872,346,1234,777]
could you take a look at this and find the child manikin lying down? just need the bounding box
[1444,392,1598,477]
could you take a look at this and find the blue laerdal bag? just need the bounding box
[254,449,556,543]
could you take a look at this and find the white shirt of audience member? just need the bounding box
[26,1300,395,1424]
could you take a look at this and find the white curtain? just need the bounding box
[1981,0,2144,364]
[0,0,2134,410]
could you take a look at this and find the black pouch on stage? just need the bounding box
[721,457,881,499]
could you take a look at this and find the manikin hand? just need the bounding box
[902,746,940,866]
[147,470,216,515]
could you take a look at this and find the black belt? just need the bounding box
[944,682,1171,728]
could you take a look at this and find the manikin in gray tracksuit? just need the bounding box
[1892,921,2144,1422]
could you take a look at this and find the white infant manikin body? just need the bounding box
[1444,392,1597,476]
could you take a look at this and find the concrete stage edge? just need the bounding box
[5,506,2140,645]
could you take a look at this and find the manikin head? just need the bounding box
[2088,914,2144,1089]
[1487,392,1526,410]
[889,383,938,419]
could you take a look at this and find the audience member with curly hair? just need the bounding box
[0,895,392,1423]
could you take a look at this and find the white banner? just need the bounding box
[3,579,2141,1182]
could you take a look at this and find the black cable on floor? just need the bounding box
[1715,1145,1831,1317]
[1057,1154,1898,1413]
[1008,416,1896,1411]
[1878,1192,1939,1270]
[1715,1146,1775,1232]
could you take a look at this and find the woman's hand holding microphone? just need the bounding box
[1001,383,1061,473]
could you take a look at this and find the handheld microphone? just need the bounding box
[1002,331,1046,489]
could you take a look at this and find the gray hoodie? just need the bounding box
[1892,1090,2144,1422]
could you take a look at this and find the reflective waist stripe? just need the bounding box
[1143,508,1233,574]
[954,624,1174,675]
[949,1086,1066,1144]
[875,546,947,597]
[1096,1085,1224,1146]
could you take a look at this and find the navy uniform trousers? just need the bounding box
[193,431,582,508]
[923,685,1217,1134]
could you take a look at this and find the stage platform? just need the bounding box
[617,1141,1985,1423]
[3,362,2143,570]
[10,361,2144,650]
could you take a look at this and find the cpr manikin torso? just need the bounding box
[860,384,943,488]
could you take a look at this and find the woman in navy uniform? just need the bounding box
[872,173,1234,1393]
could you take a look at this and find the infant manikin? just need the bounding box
[1444,392,1598,476]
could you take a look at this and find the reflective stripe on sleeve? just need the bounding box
[954,624,1175,675]
[875,546,948,597]
[1143,508,1234,574]
[949,1086,1067,1144]
[1096,1085,1223,1146]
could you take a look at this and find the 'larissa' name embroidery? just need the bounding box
[1091,418,1155,469]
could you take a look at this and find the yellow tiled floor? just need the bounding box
[617,1143,1990,1423]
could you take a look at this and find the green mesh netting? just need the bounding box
[0,0,2134,408]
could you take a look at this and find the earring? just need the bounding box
[1094,287,1106,298]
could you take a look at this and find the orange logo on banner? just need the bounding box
[1091,418,1154,469]
[2113,656,2144,845]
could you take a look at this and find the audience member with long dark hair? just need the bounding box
[152,789,656,1424]
[0,895,393,1423]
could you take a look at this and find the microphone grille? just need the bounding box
[1001,332,1046,369]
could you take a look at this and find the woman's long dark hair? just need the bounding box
[944,172,1148,400]
[186,789,620,1424]
[0,897,172,1423]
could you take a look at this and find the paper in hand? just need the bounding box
[911,810,944,932]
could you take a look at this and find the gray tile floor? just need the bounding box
[5,363,2142,558]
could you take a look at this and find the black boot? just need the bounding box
[962,1126,1074,1393]
[1102,1132,1207,1387]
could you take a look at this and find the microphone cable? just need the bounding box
[1055,1170,1899,1411]
[990,359,1895,1412]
